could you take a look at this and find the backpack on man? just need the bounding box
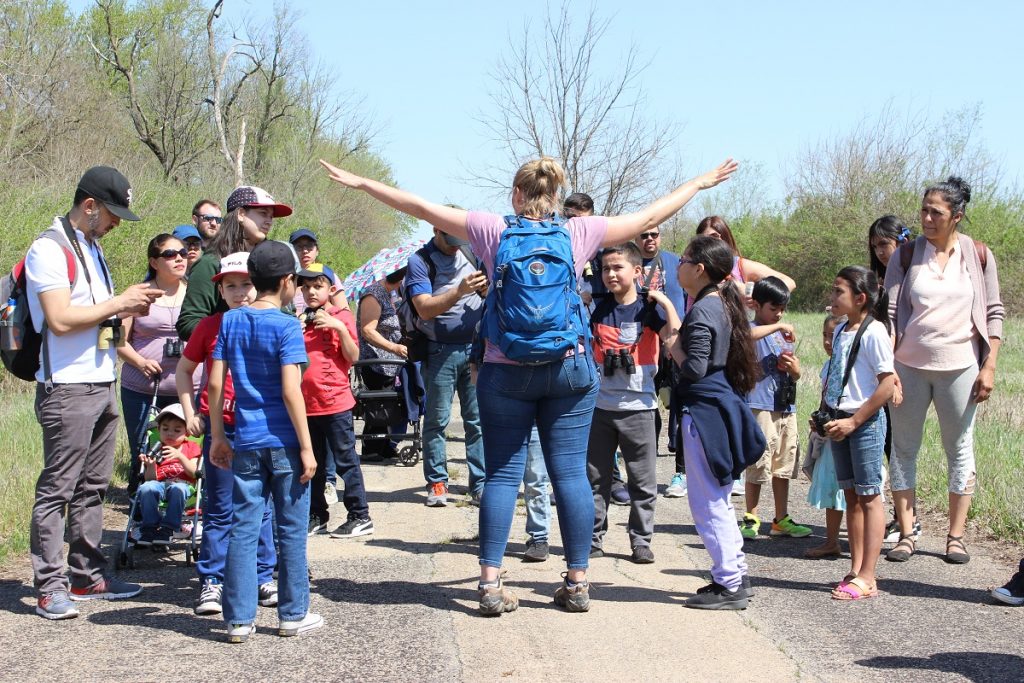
[1,222,78,382]
[481,215,590,364]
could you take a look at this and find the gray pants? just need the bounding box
[31,382,119,594]
[587,408,658,549]
[889,361,978,495]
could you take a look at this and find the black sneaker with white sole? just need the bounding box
[307,515,327,536]
[686,581,749,610]
[329,517,374,539]
[992,560,1024,606]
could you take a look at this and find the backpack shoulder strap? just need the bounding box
[898,240,915,273]
[37,228,78,288]
[972,239,988,272]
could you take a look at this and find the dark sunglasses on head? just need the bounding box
[158,248,188,260]
[639,232,660,239]
[196,214,222,224]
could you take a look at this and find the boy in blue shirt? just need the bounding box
[587,243,680,564]
[209,239,321,643]
[740,276,811,540]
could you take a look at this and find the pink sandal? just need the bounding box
[832,577,878,601]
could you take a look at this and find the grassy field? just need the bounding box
[1,315,1022,562]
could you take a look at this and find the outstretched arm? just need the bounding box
[320,160,469,240]
[603,159,738,246]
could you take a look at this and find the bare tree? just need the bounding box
[473,2,677,215]
[206,0,256,186]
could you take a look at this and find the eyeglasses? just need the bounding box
[639,232,660,240]
[678,257,695,266]
[184,241,203,251]
[293,242,318,252]
[196,214,222,224]
[158,248,188,260]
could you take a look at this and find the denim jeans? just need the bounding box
[120,386,176,494]
[477,355,598,569]
[196,425,276,585]
[832,409,887,496]
[309,411,368,523]
[138,479,192,530]
[523,426,551,544]
[223,447,308,624]
[422,341,485,493]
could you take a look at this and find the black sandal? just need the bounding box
[945,534,970,564]
[886,535,916,562]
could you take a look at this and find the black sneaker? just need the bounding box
[589,546,604,559]
[307,515,327,536]
[523,541,549,562]
[329,517,374,539]
[686,581,749,610]
[136,527,156,548]
[631,546,655,564]
[992,561,1024,606]
[610,486,631,506]
[152,527,173,546]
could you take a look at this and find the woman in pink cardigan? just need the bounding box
[883,176,1003,565]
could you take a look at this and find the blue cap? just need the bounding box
[173,224,202,241]
[289,228,317,244]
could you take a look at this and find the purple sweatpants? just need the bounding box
[682,415,747,591]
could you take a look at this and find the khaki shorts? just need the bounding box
[745,410,799,485]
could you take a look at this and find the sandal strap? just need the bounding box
[946,535,967,551]
[895,535,916,549]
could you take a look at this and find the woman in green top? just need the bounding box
[177,186,292,339]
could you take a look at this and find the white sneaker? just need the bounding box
[324,482,338,506]
[731,477,745,496]
[664,473,687,498]
[279,612,324,637]
[227,622,255,643]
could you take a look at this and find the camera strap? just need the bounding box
[59,215,114,303]
[820,315,874,408]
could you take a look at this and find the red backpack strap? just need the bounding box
[972,239,988,272]
[898,240,915,273]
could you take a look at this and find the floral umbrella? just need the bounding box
[342,238,427,302]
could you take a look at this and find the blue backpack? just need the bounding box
[481,215,590,364]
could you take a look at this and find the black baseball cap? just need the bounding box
[289,228,317,244]
[248,240,299,280]
[76,166,141,221]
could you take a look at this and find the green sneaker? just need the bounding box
[739,513,760,540]
[771,514,813,538]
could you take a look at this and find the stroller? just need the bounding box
[351,359,424,466]
[117,385,203,569]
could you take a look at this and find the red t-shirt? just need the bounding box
[154,439,201,484]
[301,306,358,416]
[182,312,236,426]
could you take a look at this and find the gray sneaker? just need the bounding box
[631,545,655,564]
[478,579,518,616]
[70,576,142,601]
[36,590,80,620]
[553,573,590,612]
[258,581,278,607]
[523,541,550,562]
[426,482,448,507]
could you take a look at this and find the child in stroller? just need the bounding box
[136,403,201,547]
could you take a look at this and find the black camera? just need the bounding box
[302,307,321,325]
[145,440,165,465]
[163,338,183,358]
[810,408,835,437]
[603,348,636,377]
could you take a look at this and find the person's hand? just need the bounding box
[646,289,670,308]
[135,358,163,378]
[694,158,739,190]
[458,271,488,296]
[186,414,205,437]
[972,366,995,403]
[117,283,164,316]
[392,343,409,359]
[162,444,184,463]
[891,373,904,408]
[140,453,157,467]
[778,353,800,377]
[778,323,796,341]
[313,309,343,331]
[825,418,857,441]
[319,159,365,190]
[298,448,317,484]
[209,436,234,470]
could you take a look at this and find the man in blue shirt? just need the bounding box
[405,224,486,507]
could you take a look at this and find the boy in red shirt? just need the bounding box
[175,252,278,616]
[298,263,372,538]
[136,404,201,547]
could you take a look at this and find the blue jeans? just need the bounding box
[223,447,308,624]
[477,355,598,569]
[121,386,176,494]
[524,426,551,544]
[832,410,886,496]
[138,479,191,530]
[196,425,276,585]
[422,341,485,493]
[309,411,367,522]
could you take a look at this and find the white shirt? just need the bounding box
[25,217,117,383]
[826,319,894,413]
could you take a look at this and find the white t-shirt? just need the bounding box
[25,217,117,383]
[825,319,894,413]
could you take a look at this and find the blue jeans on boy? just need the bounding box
[422,341,485,494]
[138,479,191,530]
[196,425,276,586]
[121,386,176,494]
[832,410,886,496]
[477,355,598,569]
[524,426,551,544]
[224,447,310,625]
[309,410,367,523]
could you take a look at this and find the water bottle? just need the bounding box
[0,297,20,351]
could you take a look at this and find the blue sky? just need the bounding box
[71,1,1024,236]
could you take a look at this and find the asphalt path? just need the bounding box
[1,404,1021,682]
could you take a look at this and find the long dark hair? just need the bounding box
[867,214,910,278]
[696,215,740,257]
[686,235,759,393]
[145,233,182,281]
[836,265,890,333]
[204,208,248,258]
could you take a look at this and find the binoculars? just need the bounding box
[302,307,321,324]
[603,347,636,377]
[163,338,183,358]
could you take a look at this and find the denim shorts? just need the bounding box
[831,409,886,496]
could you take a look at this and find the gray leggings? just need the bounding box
[889,361,978,495]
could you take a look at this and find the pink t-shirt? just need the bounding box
[465,211,608,364]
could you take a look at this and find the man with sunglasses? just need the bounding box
[191,199,223,240]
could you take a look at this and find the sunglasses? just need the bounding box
[639,232,660,240]
[196,214,222,224]
[158,248,188,260]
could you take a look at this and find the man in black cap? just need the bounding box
[25,166,163,619]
